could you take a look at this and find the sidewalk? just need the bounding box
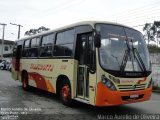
[153,90,160,93]
[152,87,160,93]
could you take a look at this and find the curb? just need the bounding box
[152,90,160,93]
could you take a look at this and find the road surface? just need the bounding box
[0,70,160,120]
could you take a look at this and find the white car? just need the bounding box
[0,60,6,70]
[6,62,12,71]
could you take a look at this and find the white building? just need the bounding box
[0,39,14,57]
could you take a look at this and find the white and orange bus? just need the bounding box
[12,21,152,106]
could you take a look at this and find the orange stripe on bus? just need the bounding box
[45,79,55,93]
[28,72,55,93]
[136,77,147,84]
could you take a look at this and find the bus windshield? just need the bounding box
[96,24,150,72]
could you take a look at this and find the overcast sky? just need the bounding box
[0,0,160,40]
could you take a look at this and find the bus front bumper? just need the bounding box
[95,82,152,106]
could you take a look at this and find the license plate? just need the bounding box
[130,94,139,98]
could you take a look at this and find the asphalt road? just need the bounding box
[0,70,160,120]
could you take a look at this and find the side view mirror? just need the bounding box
[94,34,101,48]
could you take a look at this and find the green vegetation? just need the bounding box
[148,45,160,53]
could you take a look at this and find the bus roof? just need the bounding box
[16,21,135,41]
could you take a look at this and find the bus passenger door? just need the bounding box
[12,45,22,80]
[76,33,92,100]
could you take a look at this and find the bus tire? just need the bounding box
[60,80,73,106]
[22,72,29,90]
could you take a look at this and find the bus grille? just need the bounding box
[117,84,146,91]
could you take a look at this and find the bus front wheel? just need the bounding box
[22,72,29,90]
[60,80,73,106]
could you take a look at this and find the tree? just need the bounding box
[154,21,160,27]
[143,21,160,46]
[153,21,160,47]
[37,26,50,33]
[157,30,160,38]
[24,26,50,36]
[143,23,155,44]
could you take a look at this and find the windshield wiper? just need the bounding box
[120,39,132,73]
[133,47,146,72]
[120,39,146,73]
[130,39,146,72]
[120,49,129,72]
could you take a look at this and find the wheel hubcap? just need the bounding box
[61,85,70,101]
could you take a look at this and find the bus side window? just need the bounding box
[39,33,54,57]
[29,48,38,57]
[54,44,73,56]
[54,29,75,57]
[22,39,31,57]
[29,37,40,58]
[22,49,29,57]
[40,46,52,57]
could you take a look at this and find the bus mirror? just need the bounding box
[94,34,101,47]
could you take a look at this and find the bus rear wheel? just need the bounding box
[22,72,29,90]
[60,80,73,106]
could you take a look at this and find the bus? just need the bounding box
[12,21,152,106]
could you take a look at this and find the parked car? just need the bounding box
[6,62,12,71]
[0,60,6,70]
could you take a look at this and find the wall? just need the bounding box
[150,53,160,89]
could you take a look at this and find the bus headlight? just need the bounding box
[101,75,117,91]
[148,78,152,88]
[109,75,120,84]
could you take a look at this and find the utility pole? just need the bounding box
[0,23,7,59]
[10,23,23,39]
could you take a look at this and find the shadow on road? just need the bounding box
[22,86,144,117]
